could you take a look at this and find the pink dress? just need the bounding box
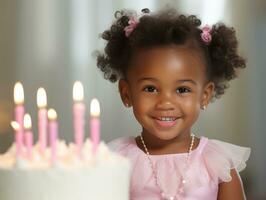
[108,136,251,200]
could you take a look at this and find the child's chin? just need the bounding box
[152,131,181,141]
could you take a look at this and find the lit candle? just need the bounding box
[73,81,85,155]
[48,108,58,163]
[23,113,33,159]
[10,121,22,157]
[90,98,100,154]
[13,82,25,156]
[37,88,48,153]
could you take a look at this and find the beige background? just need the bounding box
[0,0,265,199]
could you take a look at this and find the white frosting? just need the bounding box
[0,139,131,200]
[0,139,128,169]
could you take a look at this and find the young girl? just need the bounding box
[96,8,251,200]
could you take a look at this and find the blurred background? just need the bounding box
[0,0,265,199]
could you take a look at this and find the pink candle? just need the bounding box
[90,98,100,154]
[10,121,22,157]
[13,82,25,157]
[48,109,58,163]
[37,88,48,153]
[24,114,33,159]
[73,81,85,155]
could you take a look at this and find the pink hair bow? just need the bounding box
[124,17,139,37]
[201,25,212,45]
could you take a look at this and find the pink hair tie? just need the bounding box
[124,17,139,37]
[201,25,212,45]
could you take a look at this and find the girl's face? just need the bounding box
[119,46,214,141]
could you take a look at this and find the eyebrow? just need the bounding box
[137,77,197,85]
[137,77,158,83]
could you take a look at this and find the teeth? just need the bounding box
[159,117,175,121]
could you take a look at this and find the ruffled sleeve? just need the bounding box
[107,137,135,155]
[202,138,251,183]
[107,137,154,195]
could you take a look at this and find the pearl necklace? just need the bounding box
[140,134,195,200]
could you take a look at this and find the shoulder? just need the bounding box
[200,136,251,183]
[107,136,136,155]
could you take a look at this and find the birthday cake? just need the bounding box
[0,139,131,200]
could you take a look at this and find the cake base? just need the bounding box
[0,162,130,200]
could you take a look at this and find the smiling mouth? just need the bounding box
[152,116,179,128]
[155,117,177,121]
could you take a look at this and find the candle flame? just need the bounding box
[37,88,47,108]
[11,121,20,131]
[73,81,84,101]
[14,82,24,104]
[23,113,32,129]
[48,108,57,120]
[90,98,100,117]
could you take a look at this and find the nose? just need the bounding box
[155,92,175,111]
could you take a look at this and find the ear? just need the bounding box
[201,81,215,108]
[118,79,132,107]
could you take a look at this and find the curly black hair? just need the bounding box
[96,8,246,99]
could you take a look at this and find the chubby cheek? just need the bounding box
[182,97,201,123]
[132,105,148,128]
[131,94,154,124]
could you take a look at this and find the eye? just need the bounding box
[176,87,191,94]
[143,85,158,93]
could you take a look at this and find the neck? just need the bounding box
[139,129,193,154]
